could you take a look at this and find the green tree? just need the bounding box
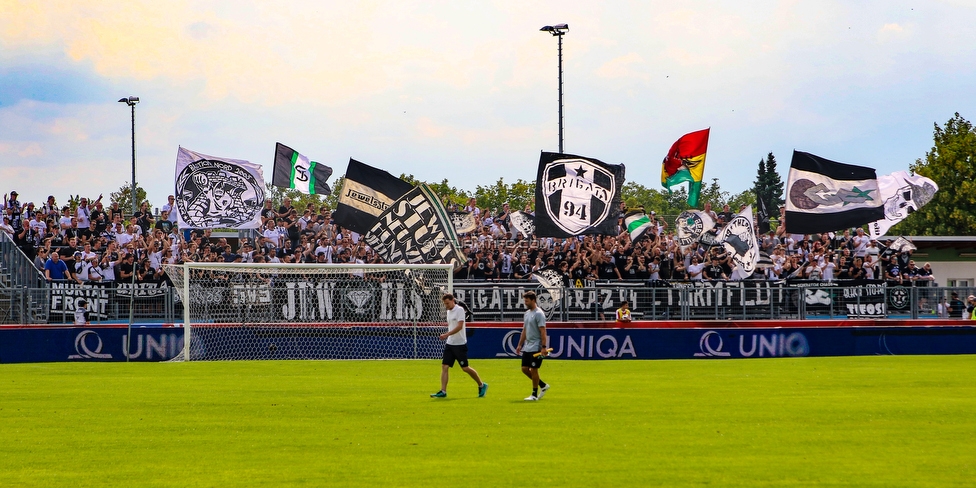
[473,178,535,212]
[399,174,470,207]
[753,152,785,215]
[892,112,976,236]
[620,181,687,218]
[265,184,330,213]
[109,183,150,217]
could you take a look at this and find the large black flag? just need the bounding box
[785,151,884,235]
[534,152,625,237]
[333,159,412,234]
[364,184,463,266]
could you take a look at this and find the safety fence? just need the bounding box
[1,279,972,325]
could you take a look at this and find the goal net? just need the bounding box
[162,263,453,361]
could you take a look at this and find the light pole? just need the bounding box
[118,96,139,362]
[540,24,568,153]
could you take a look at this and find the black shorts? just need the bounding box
[521,351,544,369]
[442,344,469,368]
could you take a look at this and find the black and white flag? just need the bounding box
[510,211,536,238]
[532,267,564,299]
[448,211,478,234]
[364,184,463,266]
[534,152,625,237]
[675,210,716,251]
[174,147,265,229]
[785,151,885,235]
[868,171,938,239]
[272,143,332,195]
[756,193,771,235]
[888,236,917,253]
[333,159,413,235]
[719,205,760,278]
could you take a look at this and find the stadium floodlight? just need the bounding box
[539,24,568,153]
[163,262,455,361]
[118,95,140,361]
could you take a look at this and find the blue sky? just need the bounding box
[1,0,974,209]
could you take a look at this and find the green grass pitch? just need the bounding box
[3,356,976,487]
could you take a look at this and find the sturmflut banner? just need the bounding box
[364,184,463,266]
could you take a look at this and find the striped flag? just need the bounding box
[662,128,709,207]
[624,209,654,242]
[785,151,884,235]
[272,143,333,195]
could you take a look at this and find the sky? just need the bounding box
[2,0,975,210]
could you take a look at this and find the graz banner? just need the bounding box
[452,280,890,321]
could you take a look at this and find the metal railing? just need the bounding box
[1,278,973,325]
[0,232,49,323]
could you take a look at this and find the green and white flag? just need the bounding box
[273,143,332,195]
[624,209,654,242]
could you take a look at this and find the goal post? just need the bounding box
[163,262,454,361]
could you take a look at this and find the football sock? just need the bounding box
[539,380,547,388]
[532,387,538,397]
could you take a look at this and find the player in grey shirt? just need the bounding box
[516,291,551,401]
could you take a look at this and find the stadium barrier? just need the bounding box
[1,280,973,325]
[4,320,976,363]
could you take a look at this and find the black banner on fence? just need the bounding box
[452,280,889,321]
[50,282,110,319]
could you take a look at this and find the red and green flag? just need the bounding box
[661,128,709,207]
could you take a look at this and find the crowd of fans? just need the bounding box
[1,190,933,287]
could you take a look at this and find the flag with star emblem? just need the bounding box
[784,151,885,235]
[534,151,625,237]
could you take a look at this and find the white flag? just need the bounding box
[718,205,760,278]
[174,147,266,229]
[868,171,938,239]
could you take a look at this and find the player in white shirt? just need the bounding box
[430,294,487,398]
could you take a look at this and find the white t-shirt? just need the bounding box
[76,205,91,229]
[688,263,705,281]
[445,305,467,346]
[116,232,133,247]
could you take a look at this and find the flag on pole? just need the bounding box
[785,151,885,235]
[868,171,938,239]
[174,147,265,229]
[718,205,760,278]
[363,184,463,266]
[662,128,709,207]
[535,151,625,237]
[333,159,413,235]
[756,193,771,235]
[272,143,332,195]
[448,211,477,234]
[675,210,716,251]
[624,209,654,242]
[510,211,536,238]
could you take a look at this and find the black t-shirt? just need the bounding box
[261,207,276,220]
[155,219,174,234]
[599,262,617,280]
[90,210,108,233]
[704,264,725,280]
[949,299,964,318]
